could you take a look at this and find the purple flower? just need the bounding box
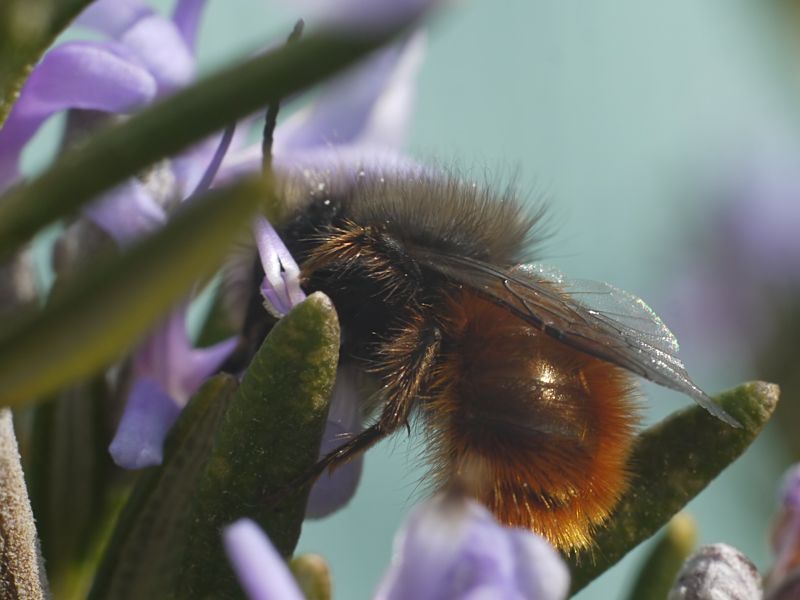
[375,495,569,600]
[304,366,364,518]
[717,155,800,280]
[109,304,237,467]
[0,0,242,469]
[224,519,307,600]
[767,465,800,594]
[223,495,570,600]
[252,215,306,318]
[668,154,800,363]
[1,0,430,509]
[0,0,214,207]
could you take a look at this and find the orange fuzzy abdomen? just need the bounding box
[426,291,641,552]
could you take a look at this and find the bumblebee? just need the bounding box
[227,167,736,551]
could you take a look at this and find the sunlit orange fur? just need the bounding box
[426,291,640,551]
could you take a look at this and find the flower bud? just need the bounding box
[668,543,762,600]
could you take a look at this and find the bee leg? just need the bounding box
[266,320,442,500]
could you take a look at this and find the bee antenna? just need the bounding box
[262,19,305,172]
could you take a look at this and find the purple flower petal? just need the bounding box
[133,307,191,400]
[189,125,236,198]
[177,336,239,399]
[78,0,196,93]
[445,509,518,596]
[274,34,426,153]
[0,41,157,186]
[171,136,221,197]
[76,0,154,37]
[772,511,800,591]
[770,465,800,588]
[279,144,427,180]
[721,163,800,280]
[140,305,236,402]
[253,216,305,316]
[114,306,236,470]
[213,143,262,184]
[360,33,426,148]
[375,497,479,599]
[780,465,800,511]
[117,14,196,93]
[304,419,364,518]
[135,306,200,405]
[507,529,571,600]
[223,519,305,600]
[375,496,569,600]
[172,0,209,53]
[83,180,167,244]
[109,377,181,468]
[217,142,425,192]
[461,586,526,600]
[306,367,364,518]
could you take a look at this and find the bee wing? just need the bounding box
[412,250,739,427]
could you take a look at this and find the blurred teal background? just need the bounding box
[29,0,800,597]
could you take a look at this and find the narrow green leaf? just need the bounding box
[26,377,122,600]
[568,381,779,593]
[178,292,339,599]
[0,176,265,408]
[0,22,415,258]
[0,0,95,124]
[625,513,697,600]
[88,374,238,600]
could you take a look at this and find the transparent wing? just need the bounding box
[519,263,680,356]
[411,250,739,427]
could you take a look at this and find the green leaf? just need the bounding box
[0,0,95,124]
[0,22,416,258]
[625,513,697,600]
[26,377,124,600]
[568,381,779,593]
[0,176,265,408]
[178,292,339,599]
[88,374,239,600]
